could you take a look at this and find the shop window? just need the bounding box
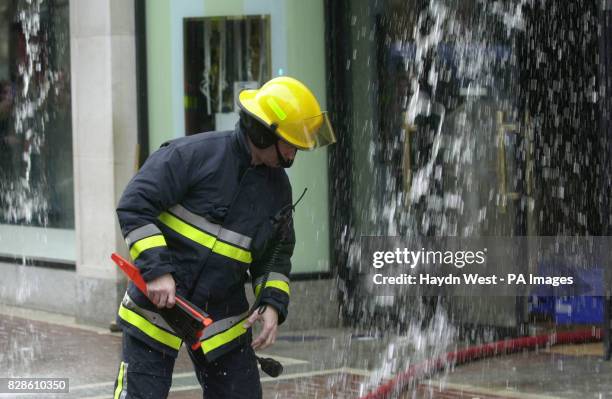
[0,0,74,263]
[183,15,271,134]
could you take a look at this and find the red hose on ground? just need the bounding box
[359,328,602,399]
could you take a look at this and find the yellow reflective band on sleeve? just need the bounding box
[118,305,182,350]
[129,234,167,260]
[254,280,290,297]
[201,318,249,354]
[158,211,252,264]
[113,361,125,399]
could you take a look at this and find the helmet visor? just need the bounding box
[277,112,337,151]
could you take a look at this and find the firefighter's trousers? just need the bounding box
[113,333,262,399]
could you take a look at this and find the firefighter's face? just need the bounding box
[276,140,297,167]
[256,140,297,168]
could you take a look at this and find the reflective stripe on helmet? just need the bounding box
[266,97,287,120]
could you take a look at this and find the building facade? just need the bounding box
[1,0,610,334]
[0,0,338,330]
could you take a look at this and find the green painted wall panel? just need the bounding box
[284,0,330,274]
[146,0,173,152]
[205,0,244,15]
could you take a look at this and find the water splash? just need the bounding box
[361,306,457,395]
[1,0,56,226]
[0,319,43,376]
[342,0,533,396]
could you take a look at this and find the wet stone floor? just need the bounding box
[1,305,612,398]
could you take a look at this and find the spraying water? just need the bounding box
[335,0,608,396]
[1,0,50,226]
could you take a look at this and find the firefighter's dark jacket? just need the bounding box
[115,126,294,361]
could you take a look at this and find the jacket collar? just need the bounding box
[232,122,253,174]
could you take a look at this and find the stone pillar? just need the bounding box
[70,0,137,327]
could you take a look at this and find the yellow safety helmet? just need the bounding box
[238,76,336,150]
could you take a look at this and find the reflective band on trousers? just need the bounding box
[200,314,249,354]
[114,362,127,399]
[129,234,167,260]
[121,293,174,332]
[253,272,290,297]
[118,305,182,350]
[158,210,252,264]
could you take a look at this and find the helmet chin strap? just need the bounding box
[275,141,294,168]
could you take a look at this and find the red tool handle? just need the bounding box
[112,252,148,294]
[175,297,213,327]
[111,253,213,328]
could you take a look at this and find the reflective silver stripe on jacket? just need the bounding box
[168,204,252,249]
[121,293,175,333]
[253,272,290,288]
[217,228,251,250]
[168,204,221,235]
[125,224,163,247]
[201,312,249,340]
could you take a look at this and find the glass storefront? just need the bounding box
[183,15,271,134]
[0,0,74,263]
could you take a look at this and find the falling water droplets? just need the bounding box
[1,0,53,226]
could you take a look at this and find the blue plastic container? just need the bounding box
[555,296,603,324]
[528,295,555,316]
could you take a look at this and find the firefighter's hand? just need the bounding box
[146,273,176,309]
[243,306,278,351]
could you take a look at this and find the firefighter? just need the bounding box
[112,76,336,399]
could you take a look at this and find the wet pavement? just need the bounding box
[1,305,611,398]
